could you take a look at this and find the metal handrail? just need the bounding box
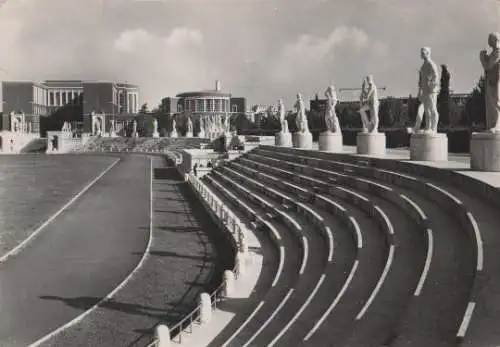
[146,173,241,346]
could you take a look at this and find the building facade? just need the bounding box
[160,80,247,135]
[2,80,139,134]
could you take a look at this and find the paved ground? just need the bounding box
[37,156,233,346]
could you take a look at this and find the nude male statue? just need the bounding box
[411,47,440,134]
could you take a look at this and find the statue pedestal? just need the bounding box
[470,132,500,171]
[110,131,117,138]
[197,131,205,138]
[170,131,178,138]
[275,132,292,147]
[319,131,343,152]
[152,132,160,138]
[410,132,448,161]
[356,132,386,155]
[185,132,193,138]
[132,132,138,138]
[292,132,313,149]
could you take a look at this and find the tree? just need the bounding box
[437,64,451,126]
[465,76,486,127]
[378,97,402,127]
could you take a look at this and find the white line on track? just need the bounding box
[356,244,395,320]
[242,288,295,347]
[28,156,154,347]
[414,228,434,296]
[466,212,483,272]
[269,274,326,347]
[304,260,359,341]
[272,246,285,287]
[0,158,121,264]
[299,236,308,275]
[349,216,363,249]
[457,301,476,338]
[221,301,265,347]
[324,226,334,263]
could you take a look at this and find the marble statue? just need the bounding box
[132,119,137,135]
[153,118,158,133]
[294,93,309,133]
[171,118,177,132]
[278,99,288,133]
[324,85,341,133]
[480,32,500,132]
[223,115,230,133]
[110,119,115,132]
[411,47,440,133]
[187,116,193,133]
[359,75,380,133]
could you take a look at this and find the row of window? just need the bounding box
[177,99,239,113]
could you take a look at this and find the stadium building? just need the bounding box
[160,80,246,135]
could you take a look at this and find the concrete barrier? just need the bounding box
[223,270,235,298]
[155,324,171,347]
[199,293,212,323]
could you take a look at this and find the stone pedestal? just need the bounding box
[197,130,205,138]
[292,132,313,149]
[185,131,193,138]
[275,132,292,147]
[410,132,448,161]
[319,131,343,152]
[356,132,386,155]
[132,132,138,138]
[152,132,159,138]
[470,132,500,171]
[170,131,178,138]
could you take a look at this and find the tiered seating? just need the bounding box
[196,143,497,347]
[80,137,207,153]
[202,152,422,346]
[247,146,487,345]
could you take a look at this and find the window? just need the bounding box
[232,104,238,112]
[62,92,67,105]
[177,103,183,112]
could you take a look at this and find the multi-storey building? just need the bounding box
[1,80,139,134]
[160,80,246,134]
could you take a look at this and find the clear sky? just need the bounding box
[0,0,498,109]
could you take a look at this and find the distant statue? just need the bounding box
[480,32,500,132]
[223,115,230,133]
[411,47,440,133]
[110,119,115,132]
[187,116,193,133]
[153,118,158,133]
[171,118,177,132]
[132,119,137,135]
[324,85,341,133]
[359,75,380,133]
[294,93,309,133]
[278,99,288,133]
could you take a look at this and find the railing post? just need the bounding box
[239,227,248,254]
[223,270,235,298]
[236,251,246,277]
[199,293,212,323]
[155,324,171,347]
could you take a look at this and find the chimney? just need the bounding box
[215,80,221,91]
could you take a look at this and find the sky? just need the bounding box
[0,0,498,109]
